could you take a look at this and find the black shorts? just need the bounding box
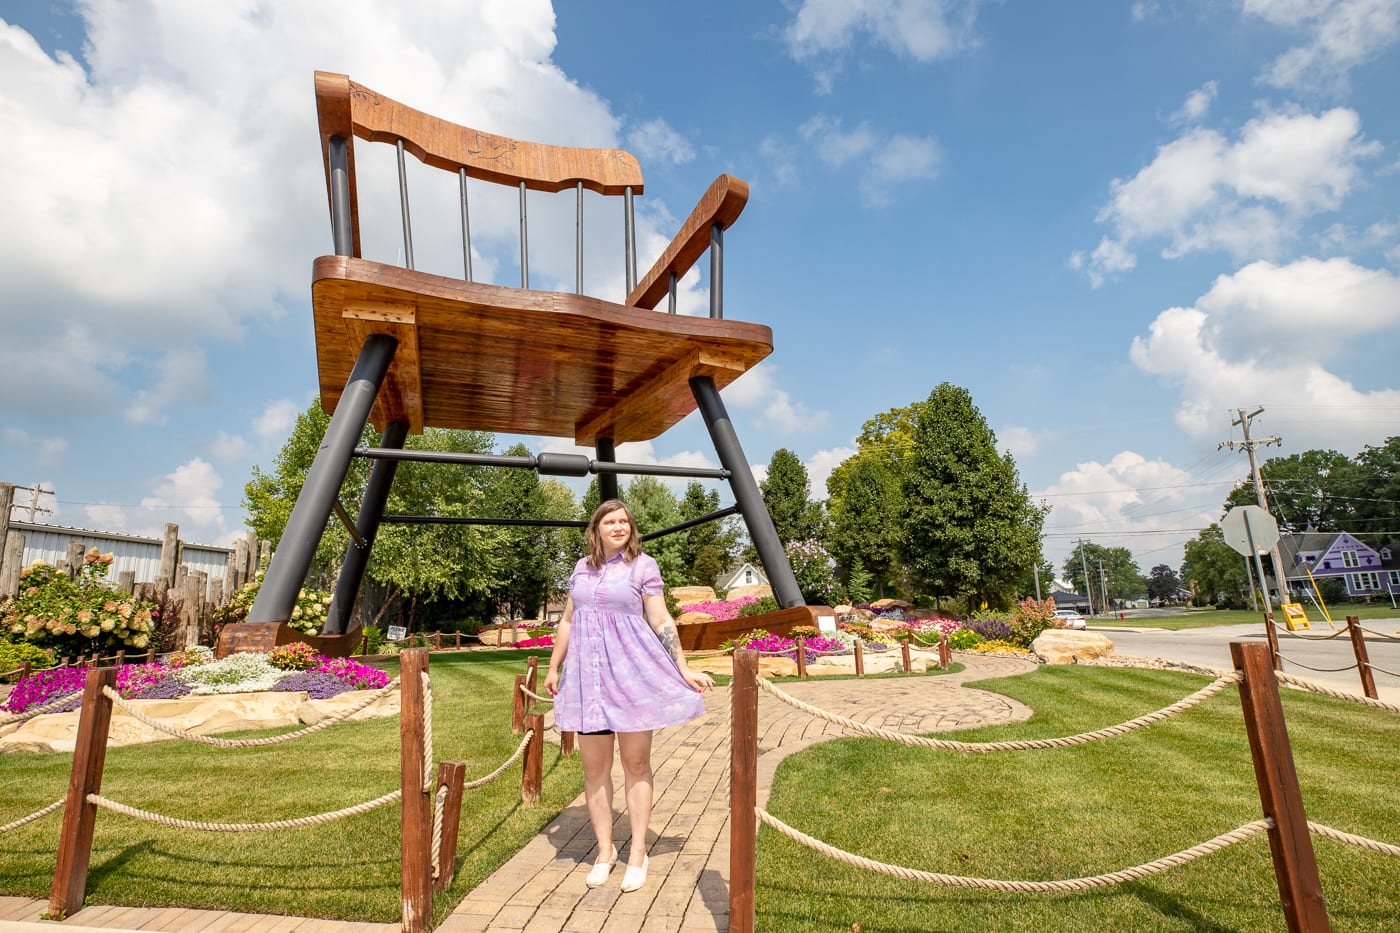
[580,729,614,736]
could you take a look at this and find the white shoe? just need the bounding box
[620,855,649,893]
[585,846,617,888]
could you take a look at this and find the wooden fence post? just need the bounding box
[1230,642,1330,933]
[853,640,864,677]
[50,666,117,919]
[521,712,545,805]
[1263,611,1282,671]
[0,483,12,587]
[900,639,912,674]
[433,761,466,891]
[730,649,758,933]
[1344,616,1377,700]
[399,649,432,933]
[938,633,951,670]
[561,730,576,757]
[157,524,179,595]
[63,541,85,578]
[795,640,807,679]
[1,530,25,599]
[525,656,539,713]
[511,675,527,734]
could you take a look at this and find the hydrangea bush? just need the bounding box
[215,572,333,636]
[785,539,843,606]
[1,553,157,657]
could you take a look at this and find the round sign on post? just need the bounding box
[1221,505,1280,557]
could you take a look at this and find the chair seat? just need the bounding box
[311,256,773,444]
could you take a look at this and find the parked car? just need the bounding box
[1053,608,1086,630]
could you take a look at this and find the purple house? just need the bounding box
[1277,532,1400,601]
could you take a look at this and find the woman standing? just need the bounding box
[544,499,715,892]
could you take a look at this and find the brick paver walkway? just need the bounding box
[0,653,1035,932]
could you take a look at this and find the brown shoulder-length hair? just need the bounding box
[585,499,644,568]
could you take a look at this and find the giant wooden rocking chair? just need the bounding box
[216,72,823,658]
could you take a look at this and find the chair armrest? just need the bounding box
[626,175,749,310]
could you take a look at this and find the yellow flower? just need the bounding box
[100,619,116,632]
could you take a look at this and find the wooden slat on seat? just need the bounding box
[312,257,773,444]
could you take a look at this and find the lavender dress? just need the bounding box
[553,552,705,733]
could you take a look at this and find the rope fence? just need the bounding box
[756,807,1276,892]
[755,671,1242,752]
[727,642,1379,933]
[87,789,403,832]
[0,689,82,726]
[1,797,65,835]
[98,677,402,747]
[1274,671,1400,714]
[1273,653,1358,674]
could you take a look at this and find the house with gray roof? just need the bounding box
[1276,532,1400,602]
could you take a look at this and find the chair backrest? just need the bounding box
[313,71,747,317]
[315,72,645,292]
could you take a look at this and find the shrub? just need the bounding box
[1007,597,1059,648]
[215,572,332,636]
[0,640,55,674]
[948,628,984,650]
[966,614,1014,644]
[267,642,319,671]
[972,639,1027,654]
[738,596,780,618]
[1,556,157,657]
[785,540,844,606]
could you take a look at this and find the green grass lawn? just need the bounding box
[0,649,583,925]
[1092,602,1400,630]
[758,665,1400,932]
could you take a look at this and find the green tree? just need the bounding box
[1223,449,1356,532]
[761,448,825,547]
[828,453,903,598]
[900,384,1046,610]
[1344,436,1400,546]
[1180,524,1250,607]
[826,403,923,517]
[1147,564,1182,603]
[675,482,738,586]
[243,400,373,586]
[623,475,685,583]
[480,444,578,619]
[1062,541,1145,611]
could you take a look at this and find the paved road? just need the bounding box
[1094,619,1400,704]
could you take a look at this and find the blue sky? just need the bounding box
[2,1,1398,580]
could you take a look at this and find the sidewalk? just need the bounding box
[0,653,1036,933]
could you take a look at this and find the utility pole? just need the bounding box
[1078,540,1094,616]
[1219,407,1286,607]
[1099,559,1110,615]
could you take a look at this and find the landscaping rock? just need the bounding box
[671,586,717,606]
[476,626,528,646]
[688,655,798,678]
[299,688,401,724]
[1031,630,1115,665]
[676,611,716,626]
[725,584,773,601]
[1,688,401,754]
[870,598,913,611]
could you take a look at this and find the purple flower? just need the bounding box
[130,675,193,700]
[274,671,353,699]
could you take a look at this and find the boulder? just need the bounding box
[1032,630,1115,665]
[688,655,798,678]
[476,626,527,646]
[299,689,401,725]
[725,584,773,602]
[671,586,718,606]
[676,611,717,626]
[870,598,913,611]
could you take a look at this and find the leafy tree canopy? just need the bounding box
[761,448,825,547]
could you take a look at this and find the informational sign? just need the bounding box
[1221,505,1280,557]
[386,625,407,641]
[817,614,837,634]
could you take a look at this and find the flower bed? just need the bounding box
[1,646,390,716]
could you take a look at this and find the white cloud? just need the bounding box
[1037,450,1232,573]
[722,363,830,434]
[1168,80,1218,125]
[998,425,1051,459]
[1130,257,1400,448]
[138,457,230,543]
[1243,0,1400,93]
[797,114,941,207]
[209,431,254,462]
[625,118,695,165]
[1077,106,1379,284]
[253,399,303,446]
[784,0,982,90]
[0,1,633,426]
[124,350,212,426]
[806,444,858,498]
